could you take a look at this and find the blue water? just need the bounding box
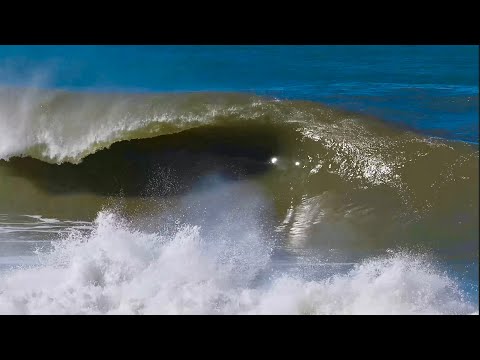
[0,45,478,142]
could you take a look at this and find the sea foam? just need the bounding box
[0,210,475,315]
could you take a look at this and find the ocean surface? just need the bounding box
[0,45,478,314]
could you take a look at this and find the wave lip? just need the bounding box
[0,89,273,163]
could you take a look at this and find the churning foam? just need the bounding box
[0,210,476,315]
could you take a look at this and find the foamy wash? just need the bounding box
[0,46,478,314]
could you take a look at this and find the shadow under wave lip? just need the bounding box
[2,123,283,197]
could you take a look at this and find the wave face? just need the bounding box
[0,89,478,314]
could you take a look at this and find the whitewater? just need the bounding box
[0,210,476,315]
[0,176,477,315]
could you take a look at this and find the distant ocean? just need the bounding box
[0,45,478,314]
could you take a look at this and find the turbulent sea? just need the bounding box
[0,46,478,314]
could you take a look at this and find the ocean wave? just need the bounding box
[0,89,477,258]
[1,89,477,197]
